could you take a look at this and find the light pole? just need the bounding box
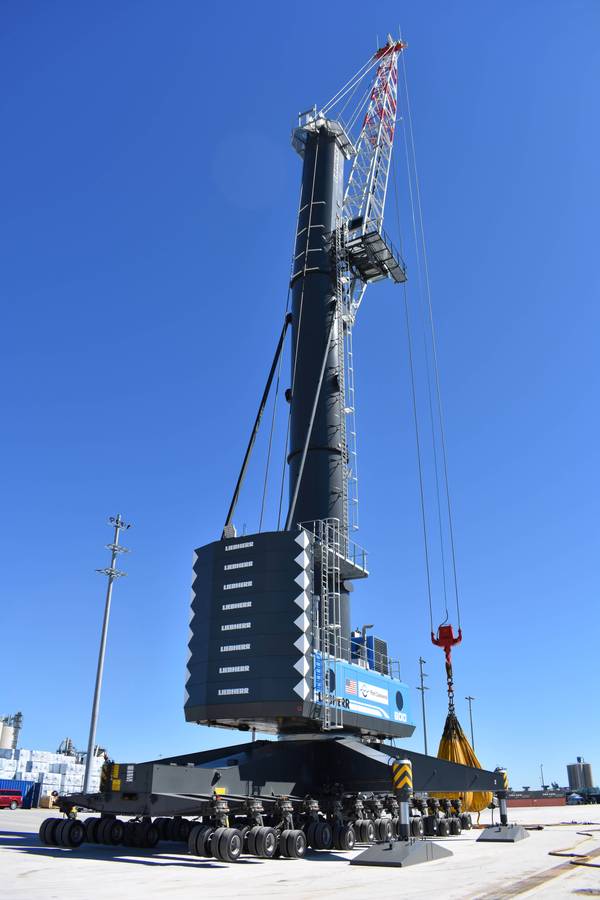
[416,657,429,755]
[465,695,475,750]
[83,514,131,793]
[540,763,545,789]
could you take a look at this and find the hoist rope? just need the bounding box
[391,157,434,634]
[400,50,462,630]
[398,102,450,625]
[277,138,322,530]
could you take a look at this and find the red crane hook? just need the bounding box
[431,624,462,712]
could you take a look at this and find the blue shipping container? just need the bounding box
[0,779,42,809]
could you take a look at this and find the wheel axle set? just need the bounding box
[38,790,473,862]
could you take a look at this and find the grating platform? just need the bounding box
[346,227,407,284]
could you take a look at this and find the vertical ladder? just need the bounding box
[319,518,343,730]
[344,321,359,531]
[333,221,349,546]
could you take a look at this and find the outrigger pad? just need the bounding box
[350,838,453,867]
[477,825,529,843]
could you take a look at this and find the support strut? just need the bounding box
[223,313,292,535]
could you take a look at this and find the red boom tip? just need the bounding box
[374,39,407,60]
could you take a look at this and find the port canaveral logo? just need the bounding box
[358,682,389,705]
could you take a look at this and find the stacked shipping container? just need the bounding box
[0,747,102,802]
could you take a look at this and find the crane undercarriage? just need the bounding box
[44,736,505,860]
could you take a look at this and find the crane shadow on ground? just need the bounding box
[0,834,267,867]
[0,832,354,867]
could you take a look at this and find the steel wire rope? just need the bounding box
[391,151,434,635]
[346,80,374,134]
[398,110,450,625]
[334,76,363,132]
[321,50,386,115]
[277,137,322,529]
[321,56,373,113]
[258,303,287,533]
[400,50,462,628]
[256,175,305,532]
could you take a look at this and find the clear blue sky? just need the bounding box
[1,1,598,790]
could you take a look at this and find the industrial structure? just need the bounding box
[567,757,595,792]
[39,37,517,862]
[0,713,23,751]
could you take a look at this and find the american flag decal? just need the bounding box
[345,677,358,695]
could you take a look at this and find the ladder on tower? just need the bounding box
[333,221,360,539]
[344,319,359,532]
[319,518,343,730]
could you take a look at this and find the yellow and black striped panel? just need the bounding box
[392,760,413,792]
[500,769,509,790]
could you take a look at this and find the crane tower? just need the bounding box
[185,37,412,740]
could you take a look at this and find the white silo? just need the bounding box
[0,724,15,750]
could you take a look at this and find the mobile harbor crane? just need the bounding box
[40,37,518,865]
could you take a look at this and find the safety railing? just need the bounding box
[299,518,368,574]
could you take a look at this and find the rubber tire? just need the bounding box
[38,818,51,844]
[95,819,109,844]
[98,818,119,845]
[82,817,99,842]
[167,818,180,841]
[246,825,261,856]
[284,829,307,859]
[198,826,215,857]
[177,818,192,842]
[210,826,227,859]
[188,823,204,856]
[129,823,144,848]
[423,815,438,836]
[55,819,84,848]
[333,824,356,851]
[54,820,70,847]
[107,819,124,845]
[390,816,400,837]
[39,817,60,845]
[374,818,393,842]
[215,827,243,863]
[410,817,425,837]
[437,818,450,837]
[122,821,137,846]
[154,817,169,840]
[9,801,18,810]
[314,820,333,850]
[359,819,375,843]
[139,822,159,848]
[305,821,318,848]
[460,813,472,831]
[255,826,278,859]
[449,817,461,836]
[279,828,292,858]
